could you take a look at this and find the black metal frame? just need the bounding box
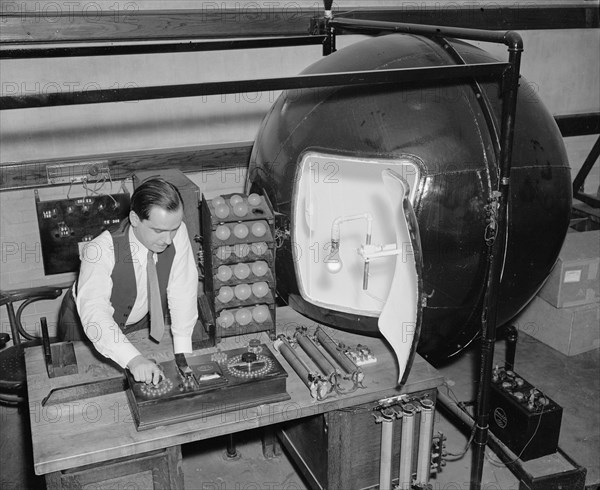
[0,5,526,489]
[555,113,600,209]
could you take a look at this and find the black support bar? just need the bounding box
[555,112,600,138]
[0,62,509,110]
[331,17,522,46]
[0,35,326,59]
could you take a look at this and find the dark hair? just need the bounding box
[130,177,184,220]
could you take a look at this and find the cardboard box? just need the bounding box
[538,230,600,308]
[515,296,600,356]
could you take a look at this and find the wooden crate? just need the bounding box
[278,389,437,490]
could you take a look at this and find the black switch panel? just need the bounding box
[35,190,130,275]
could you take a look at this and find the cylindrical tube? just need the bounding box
[274,338,312,387]
[398,403,416,489]
[379,409,395,490]
[295,332,337,377]
[363,232,372,290]
[416,399,435,484]
[315,327,357,374]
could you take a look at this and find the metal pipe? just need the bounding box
[295,331,337,378]
[416,399,435,485]
[505,325,518,371]
[225,434,238,459]
[471,36,522,490]
[572,135,600,207]
[0,62,509,110]
[379,409,395,490]
[398,403,416,489]
[0,36,326,59]
[315,327,357,375]
[330,17,523,47]
[274,337,313,387]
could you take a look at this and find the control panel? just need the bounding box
[125,341,289,430]
[35,190,130,275]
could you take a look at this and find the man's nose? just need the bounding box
[163,233,173,245]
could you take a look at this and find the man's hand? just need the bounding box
[127,355,163,385]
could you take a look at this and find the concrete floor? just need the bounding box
[1,332,598,490]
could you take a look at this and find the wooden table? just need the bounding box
[26,307,444,489]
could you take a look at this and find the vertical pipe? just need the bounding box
[416,399,435,484]
[225,434,238,459]
[5,303,20,346]
[505,325,518,371]
[398,403,416,489]
[379,408,395,490]
[471,32,523,490]
[322,0,335,56]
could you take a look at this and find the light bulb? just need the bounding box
[248,193,262,206]
[229,195,244,206]
[326,258,343,274]
[214,204,230,219]
[215,225,231,241]
[324,241,342,273]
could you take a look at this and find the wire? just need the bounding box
[82,178,118,206]
[445,424,476,461]
[439,381,477,460]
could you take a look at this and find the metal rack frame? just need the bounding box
[0,4,526,488]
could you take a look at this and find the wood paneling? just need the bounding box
[1,5,598,44]
[0,142,254,191]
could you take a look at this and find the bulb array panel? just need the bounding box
[202,193,277,341]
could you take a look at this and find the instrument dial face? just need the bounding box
[226,354,273,378]
[140,377,174,398]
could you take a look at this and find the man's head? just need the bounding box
[129,178,184,253]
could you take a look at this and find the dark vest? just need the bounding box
[57,220,177,342]
[109,220,175,328]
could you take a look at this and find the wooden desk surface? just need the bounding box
[26,307,444,476]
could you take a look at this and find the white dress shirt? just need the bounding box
[75,223,198,368]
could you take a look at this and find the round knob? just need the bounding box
[241,352,257,363]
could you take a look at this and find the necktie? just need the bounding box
[147,250,165,341]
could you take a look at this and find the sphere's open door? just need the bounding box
[292,152,424,384]
[379,169,423,385]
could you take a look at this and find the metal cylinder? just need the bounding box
[315,326,357,374]
[274,338,312,388]
[295,332,337,377]
[379,409,395,490]
[416,398,435,484]
[398,403,416,489]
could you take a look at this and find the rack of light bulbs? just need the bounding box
[201,192,277,341]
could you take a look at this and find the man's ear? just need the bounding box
[129,210,140,226]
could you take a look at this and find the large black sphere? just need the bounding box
[247,34,571,362]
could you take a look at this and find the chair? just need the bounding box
[0,285,68,405]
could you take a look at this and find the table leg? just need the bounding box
[262,426,282,459]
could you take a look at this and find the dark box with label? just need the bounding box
[488,369,562,461]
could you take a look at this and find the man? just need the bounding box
[58,178,198,385]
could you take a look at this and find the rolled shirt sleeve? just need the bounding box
[167,222,199,354]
